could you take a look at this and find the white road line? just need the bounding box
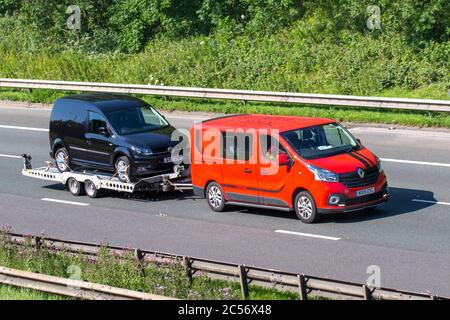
[41,198,90,207]
[381,158,450,168]
[0,154,22,159]
[164,115,210,120]
[412,199,450,206]
[275,230,341,241]
[0,124,48,132]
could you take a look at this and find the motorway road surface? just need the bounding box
[0,103,450,296]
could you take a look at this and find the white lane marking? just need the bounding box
[0,154,22,159]
[412,199,450,206]
[41,198,89,207]
[275,230,341,241]
[381,158,450,168]
[349,127,450,139]
[164,115,210,120]
[0,124,49,132]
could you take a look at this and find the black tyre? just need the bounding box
[55,147,70,173]
[84,180,100,198]
[206,182,226,212]
[67,177,83,196]
[115,156,132,183]
[294,191,319,223]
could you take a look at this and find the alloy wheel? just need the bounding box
[116,160,129,182]
[297,196,313,219]
[208,186,223,209]
[56,151,68,171]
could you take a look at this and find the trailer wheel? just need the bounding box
[206,182,226,212]
[67,177,83,196]
[84,180,100,198]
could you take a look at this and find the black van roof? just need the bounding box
[55,93,147,112]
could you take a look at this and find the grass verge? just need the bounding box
[0,228,301,300]
[0,88,449,128]
[0,285,70,300]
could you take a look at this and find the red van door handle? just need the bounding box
[244,168,253,174]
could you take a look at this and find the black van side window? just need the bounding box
[88,112,108,134]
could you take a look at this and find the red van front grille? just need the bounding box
[338,166,379,188]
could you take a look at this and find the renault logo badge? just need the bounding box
[357,168,365,179]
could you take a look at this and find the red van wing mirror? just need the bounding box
[278,153,291,166]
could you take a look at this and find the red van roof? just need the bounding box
[199,114,335,132]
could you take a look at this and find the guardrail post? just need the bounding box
[363,285,372,300]
[134,249,145,276]
[183,256,193,284]
[34,236,41,250]
[134,248,144,261]
[297,274,308,300]
[238,264,249,300]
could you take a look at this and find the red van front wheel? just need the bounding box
[294,191,319,223]
[206,182,226,212]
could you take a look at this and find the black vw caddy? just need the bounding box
[49,93,181,182]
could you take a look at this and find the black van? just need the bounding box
[49,93,180,182]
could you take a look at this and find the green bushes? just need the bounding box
[1,0,448,53]
[0,1,448,123]
[0,27,448,97]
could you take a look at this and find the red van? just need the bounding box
[190,115,388,223]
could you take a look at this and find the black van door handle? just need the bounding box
[244,168,252,174]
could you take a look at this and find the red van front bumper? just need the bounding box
[312,172,389,214]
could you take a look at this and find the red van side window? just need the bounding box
[221,132,253,161]
[260,134,289,162]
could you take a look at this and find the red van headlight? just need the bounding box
[307,164,339,182]
[376,158,383,173]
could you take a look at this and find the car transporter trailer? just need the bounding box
[20,154,193,198]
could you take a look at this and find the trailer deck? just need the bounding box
[21,154,192,198]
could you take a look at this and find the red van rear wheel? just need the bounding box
[206,182,226,212]
[294,191,319,223]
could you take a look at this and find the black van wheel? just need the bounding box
[206,182,226,212]
[294,191,319,223]
[67,177,83,196]
[55,147,70,173]
[84,180,100,198]
[115,156,132,183]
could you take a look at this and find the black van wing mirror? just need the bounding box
[98,127,110,137]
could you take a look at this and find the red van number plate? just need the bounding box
[356,187,375,197]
